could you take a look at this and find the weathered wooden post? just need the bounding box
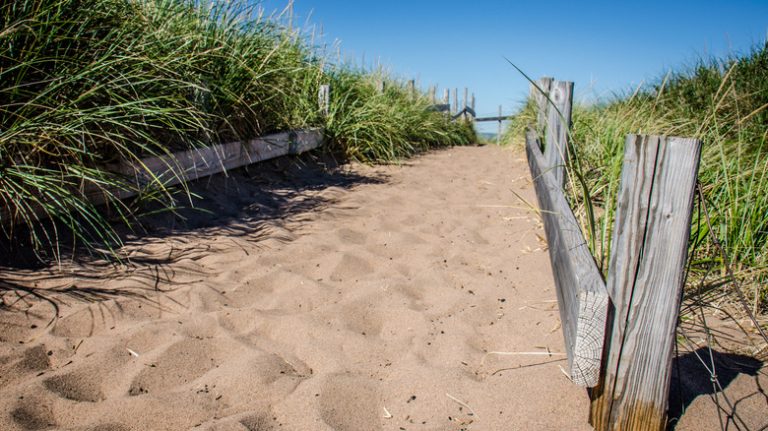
[318,84,330,116]
[376,80,385,94]
[442,88,449,105]
[470,93,476,122]
[497,105,502,145]
[452,88,458,115]
[543,80,573,188]
[407,79,416,99]
[462,87,469,120]
[530,77,554,139]
[429,86,436,104]
[589,135,702,431]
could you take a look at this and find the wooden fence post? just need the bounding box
[543,80,573,188]
[470,93,476,122]
[318,84,330,116]
[589,135,702,431]
[452,88,458,115]
[376,80,385,94]
[463,87,469,120]
[530,77,553,137]
[443,88,449,105]
[497,105,502,145]
[429,86,436,104]
[408,79,416,99]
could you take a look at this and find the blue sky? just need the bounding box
[262,0,768,132]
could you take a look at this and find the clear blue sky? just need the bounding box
[262,0,768,132]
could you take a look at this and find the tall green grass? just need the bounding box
[507,43,768,310]
[0,0,473,262]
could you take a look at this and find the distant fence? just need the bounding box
[526,77,701,430]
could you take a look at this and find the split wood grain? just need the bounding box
[589,135,701,431]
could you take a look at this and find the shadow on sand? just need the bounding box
[668,348,766,430]
[0,151,387,310]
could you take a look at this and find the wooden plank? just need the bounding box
[452,88,458,114]
[2,129,325,225]
[427,104,450,113]
[543,80,574,188]
[451,107,476,121]
[525,129,609,387]
[111,129,324,196]
[474,115,513,122]
[589,135,701,431]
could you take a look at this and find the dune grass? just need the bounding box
[506,43,768,313]
[0,0,473,262]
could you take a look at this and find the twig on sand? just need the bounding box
[446,393,479,419]
[490,357,568,376]
[382,406,392,419]
[481,350,565,366]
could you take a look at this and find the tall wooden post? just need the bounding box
[543,80,573,188]
[452,88,458,115]
[497,105,502,145]
[442,89,449,105]
[530,77,554,139]
[590,135,702,431]
[376,80,385,94]
[318,84,330,116]
[462,87,468,120]
[429,86,436,104]
[408,79,416,99]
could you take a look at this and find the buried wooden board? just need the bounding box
[525,129,608,387]
[2,129,325,225]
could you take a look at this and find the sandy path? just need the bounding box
[4,145,755,430]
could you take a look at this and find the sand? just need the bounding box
[0,145,764,431]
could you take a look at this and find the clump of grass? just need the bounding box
[0,0,472,263]
[324,68,474,162]
[507,42,768,313]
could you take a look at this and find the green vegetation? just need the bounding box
[507,43,768,311]
[0,0,473,261]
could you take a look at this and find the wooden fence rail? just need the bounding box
[526,128,609,387]
[526,76,702,430]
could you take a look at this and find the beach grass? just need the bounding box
[0,0,473,261]
[506,42,768,313]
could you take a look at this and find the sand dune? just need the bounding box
[0,145,763,430]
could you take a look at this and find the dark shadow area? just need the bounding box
[0,150,388,307]
[668,348,766,430]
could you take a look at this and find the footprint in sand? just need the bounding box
[336,228,366,245]
[128,338,223,395]
[329,253,374,282]
[238,414,277,431]
[42,344,131,402]
[43,370,105,402]
[83,424,132,431]
[319,374,382,431]
[10,395,56,430]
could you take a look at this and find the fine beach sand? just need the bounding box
[0,145,764,430]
